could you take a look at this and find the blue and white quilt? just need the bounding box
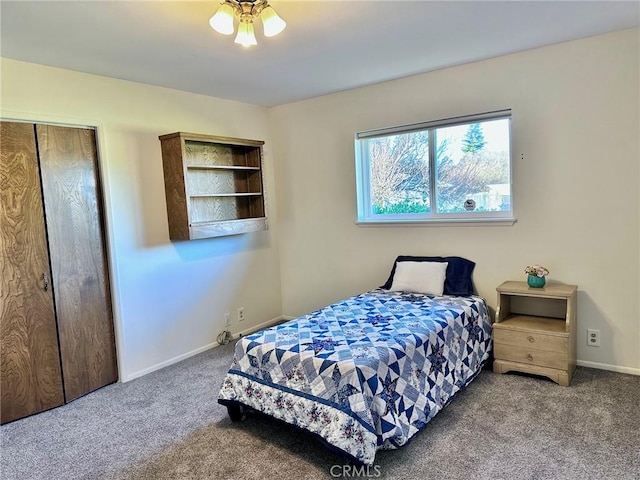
[218,289,492,465]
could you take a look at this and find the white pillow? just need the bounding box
[389,261,448,296]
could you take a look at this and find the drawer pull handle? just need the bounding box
[527,336,535,343]
[526,354,533,361]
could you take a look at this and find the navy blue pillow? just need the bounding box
[382,256,476,296]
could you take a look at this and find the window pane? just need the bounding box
[435,119,511,213]
[365,131,430,215]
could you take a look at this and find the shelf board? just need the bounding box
[497,281,577,298]
[188,216,268,239]
[190,217,266,227]
[160,131,264,147]
[495,314,567,335]
[186,165,260,171]
[189,193,262,198]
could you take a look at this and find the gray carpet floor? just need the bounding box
[1,342,639,480]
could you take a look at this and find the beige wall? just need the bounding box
[2,28,638,378]
[1,58,283,381]
[270,28,640,373]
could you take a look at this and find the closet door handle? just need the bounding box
[42,272,49,291]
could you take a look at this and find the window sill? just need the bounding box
[356,218,517,227]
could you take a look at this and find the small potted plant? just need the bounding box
[524,264,549,288]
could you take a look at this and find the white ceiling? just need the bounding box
[1,1,638,107]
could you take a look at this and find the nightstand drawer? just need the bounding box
[494,344,567,370]
[494,328,567,353]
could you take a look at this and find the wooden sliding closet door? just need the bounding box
[36,125,117,402]
[0,122,64,423]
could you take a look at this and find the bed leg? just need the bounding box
[227,404,246,422]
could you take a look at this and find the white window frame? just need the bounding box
[355,110,514,225]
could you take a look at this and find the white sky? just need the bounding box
[437,118,510,162]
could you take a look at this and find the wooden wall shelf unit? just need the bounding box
[493,281,578,386]
[159,132,267,240]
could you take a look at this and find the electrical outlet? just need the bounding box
[224,312,231,327]
[587,329,600,347]
[238,307,245,322]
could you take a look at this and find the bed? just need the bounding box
[218,256,492,465]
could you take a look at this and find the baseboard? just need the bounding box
[122,341,219,382]
[577,360,640,376]
[236,315,291,338]
[122,320,640,382]
[122,315,290,382]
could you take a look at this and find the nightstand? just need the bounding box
[493,281,578,386]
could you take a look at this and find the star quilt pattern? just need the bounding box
[218,289,492,465]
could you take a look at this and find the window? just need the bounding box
[355,110,513,224]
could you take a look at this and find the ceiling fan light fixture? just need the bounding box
[234,20,258,47]
[261,5,286,37]
[209,3,235,35]
[209,1,285,45]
